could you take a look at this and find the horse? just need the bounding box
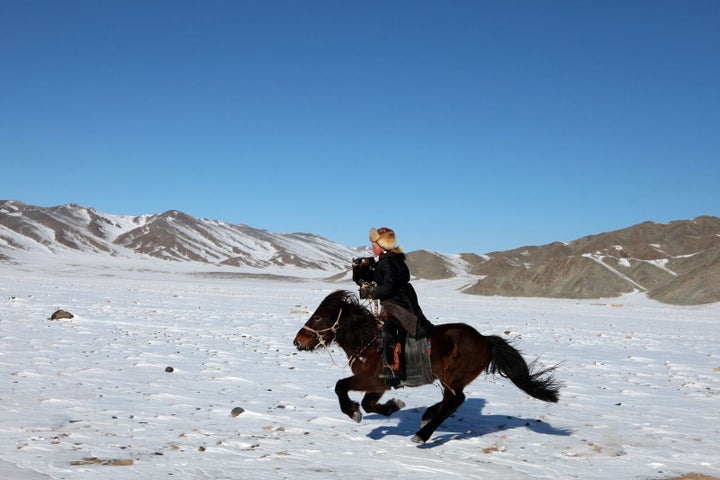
[293,290,561,444]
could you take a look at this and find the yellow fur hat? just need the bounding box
[369,227,398,250]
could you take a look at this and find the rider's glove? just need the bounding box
[358,282,373,300]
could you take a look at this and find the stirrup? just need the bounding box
[379,365,398,379]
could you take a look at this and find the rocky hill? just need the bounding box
[405,216,720,305]
[2,200,718,304]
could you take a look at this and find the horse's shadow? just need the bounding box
[366,398,572,447]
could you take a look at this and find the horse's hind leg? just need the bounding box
[412,388,466,444]
[420,401,444,427]
[361,391,406,417]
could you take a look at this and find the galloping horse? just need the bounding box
[293,290,561,444]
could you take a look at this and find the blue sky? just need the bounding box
[2,1,718,254]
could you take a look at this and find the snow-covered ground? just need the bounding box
[1,258,718,479]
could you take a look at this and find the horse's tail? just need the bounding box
[485,335,560,403]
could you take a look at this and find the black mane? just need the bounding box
[322,290,380,354]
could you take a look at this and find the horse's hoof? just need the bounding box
[393,399,406,410]
[411,434,426,444]
[351,411,362,423]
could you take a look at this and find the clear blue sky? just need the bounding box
[2,1,718,254]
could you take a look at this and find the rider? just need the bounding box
[358,227,434,384]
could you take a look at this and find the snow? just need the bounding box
[583,253,647,292]
[1,257,719,480]
[646,258,679,277]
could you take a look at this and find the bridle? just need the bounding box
[300,302,382,369]
[301,308,344,350]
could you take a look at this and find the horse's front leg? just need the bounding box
[335,374,402,423]
[361,391,406,417]
[334,375,367,423]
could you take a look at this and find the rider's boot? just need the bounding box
[379,329,400,380]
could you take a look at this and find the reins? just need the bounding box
[346,299,382,368]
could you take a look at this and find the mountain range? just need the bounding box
[0,200,364,273]
[2,200,718,304]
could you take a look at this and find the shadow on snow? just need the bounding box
[365,398,572,447]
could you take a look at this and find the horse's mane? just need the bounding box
[320,290,359,309]
[322,290,380,353]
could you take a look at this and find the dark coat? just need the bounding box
[370,251,434,339]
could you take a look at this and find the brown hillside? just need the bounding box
[462,216,720,304]
[464,255,637,299]
[406,250,456,280]
[648,247,720,305]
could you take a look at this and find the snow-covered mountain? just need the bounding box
[0,200,366,274]
[2,200,719,304]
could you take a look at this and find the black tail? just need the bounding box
[485,335,560,403]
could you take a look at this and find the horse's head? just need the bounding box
[293,290,355,351]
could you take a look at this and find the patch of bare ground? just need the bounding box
[70,457,134,466]
[664,474,720,480]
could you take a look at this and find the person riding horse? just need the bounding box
[358,227,434,385]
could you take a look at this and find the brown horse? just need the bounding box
[293,290,561,444]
